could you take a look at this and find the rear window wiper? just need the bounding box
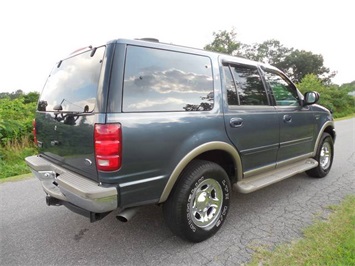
[53,99,90,114]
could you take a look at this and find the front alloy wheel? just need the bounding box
[319,141,332,171]
[306,133,334,178]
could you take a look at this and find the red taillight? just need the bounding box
[32,119,37,145]
[94,124,122,171]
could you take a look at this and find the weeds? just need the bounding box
[0,136,37,179]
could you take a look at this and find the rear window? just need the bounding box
[38,46,105,112]
[123,46,214,112]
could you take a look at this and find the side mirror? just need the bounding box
[304,91,319,105]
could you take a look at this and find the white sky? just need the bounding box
[1,0,354,93]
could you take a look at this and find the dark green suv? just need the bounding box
[26,38,335,242]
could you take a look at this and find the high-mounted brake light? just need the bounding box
[94,124,122,171]
[32,119,37,145]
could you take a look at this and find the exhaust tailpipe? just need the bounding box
[116,208,138,222]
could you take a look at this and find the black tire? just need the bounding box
[163,160,231,242]
[306,133,334,178]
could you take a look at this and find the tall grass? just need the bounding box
[0,136,37,179]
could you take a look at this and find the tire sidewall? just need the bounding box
[182,164,230,242]
[317,134,334,176]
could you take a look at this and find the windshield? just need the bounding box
[38,46,105,113]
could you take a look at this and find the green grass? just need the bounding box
[0,173,33,184]
[248,195,355,266]
[335,113,355,121]
[0,137,37,179]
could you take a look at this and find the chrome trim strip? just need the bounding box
[279,137,313,147]
[240,143,279,156]
[120,175,166,188]
[244,153,314,178]
[243,164,276,178]
[276,153,313,168]
[158,141,242,203]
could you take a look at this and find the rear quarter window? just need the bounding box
[123,46,214,112]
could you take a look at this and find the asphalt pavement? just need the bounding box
[1,118,354,265]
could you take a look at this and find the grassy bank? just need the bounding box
[0,137,37,179]
[248,195,355,265]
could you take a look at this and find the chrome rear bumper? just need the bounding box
[25,155,118,213]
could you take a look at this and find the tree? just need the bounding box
[339,81,355,94]
[297,74,355,117]
[204,30,336,84]
[241,43,335,84]
[204,28,241,55]
[0,90,25,100]
[240,39,292,67]
[283,50,336,84]
[24,91,40,104]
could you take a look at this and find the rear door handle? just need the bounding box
[283,115,292,123]
[230,117,243,128]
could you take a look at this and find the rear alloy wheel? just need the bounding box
[306,133,334,178]
[163,160,231,242]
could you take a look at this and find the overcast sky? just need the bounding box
[1,0,353,93]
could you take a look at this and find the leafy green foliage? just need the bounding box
[0,92,39,144]
[0,91,39,178]
[283,49,336,84]
[0,137,37,179]
[241,39,292,67]
[297,74,355,118]
[204,28,241,55]
[204,29,336,84]
[340,81,355,94]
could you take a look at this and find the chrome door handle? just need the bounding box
[230,117,243,128]
[283,115,292,123]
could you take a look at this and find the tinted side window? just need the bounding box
[230,65,268,105]
[223,66,239,105]
[264,70,299,106]
[123,46,214,112]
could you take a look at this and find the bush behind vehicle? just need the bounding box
[0,92,38,178]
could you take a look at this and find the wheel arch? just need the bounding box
[158,141,242,203]
[312,121,336,157]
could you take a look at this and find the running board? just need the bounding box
[234,159,318,193]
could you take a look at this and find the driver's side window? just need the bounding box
[264,70,299,106]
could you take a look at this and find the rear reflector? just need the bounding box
[94,124,122,171]
[32,119,37,145]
